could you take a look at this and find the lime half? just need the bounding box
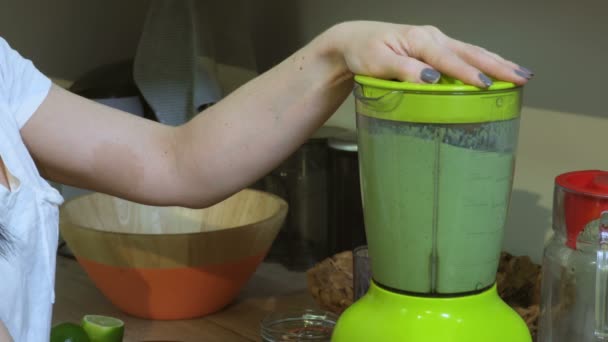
[51,322,91,342]
[81,315,124,342]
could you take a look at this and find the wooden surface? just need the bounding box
[53,256,316,341]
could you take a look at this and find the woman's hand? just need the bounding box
[329,21,533,87]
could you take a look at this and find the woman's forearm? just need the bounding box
[173,26,353,207]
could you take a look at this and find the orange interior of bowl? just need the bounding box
[59,189,287,319]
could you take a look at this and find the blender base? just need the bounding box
[332,281,531,342]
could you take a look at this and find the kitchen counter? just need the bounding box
[53,256,316,341]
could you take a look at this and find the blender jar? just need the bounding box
[539,170,608,341]
[354,76,522,295]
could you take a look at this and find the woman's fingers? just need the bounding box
[382,50,442,84]
[448,39,533,85]
[414,41,492,87]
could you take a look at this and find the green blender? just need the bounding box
[331,76,531,341]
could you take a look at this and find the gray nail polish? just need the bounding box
[518,66,534,76]
[515,69,532,79]
[479,73,493,88]
[421,68,441,84]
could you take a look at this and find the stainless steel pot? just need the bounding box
[253,127,349,271]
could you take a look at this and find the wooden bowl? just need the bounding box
[60,189,287,320]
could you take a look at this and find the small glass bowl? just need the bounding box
[260,309,338,341]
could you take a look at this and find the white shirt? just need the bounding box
[0,37,63,341]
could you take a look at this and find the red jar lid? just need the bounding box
[556,170,608,197]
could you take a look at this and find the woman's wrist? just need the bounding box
[310,22,353,83]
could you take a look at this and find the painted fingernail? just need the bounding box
[479,73,493,88]
[421,68,441,84]
[515,69,533,80]
[518,66,534,76]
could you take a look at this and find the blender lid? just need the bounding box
[556,170,608,198]
[354,75,522,124]
[355,75,517,92]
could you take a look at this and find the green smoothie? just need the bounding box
[358,116,516,294]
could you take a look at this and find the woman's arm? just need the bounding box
[21,22,531,208]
